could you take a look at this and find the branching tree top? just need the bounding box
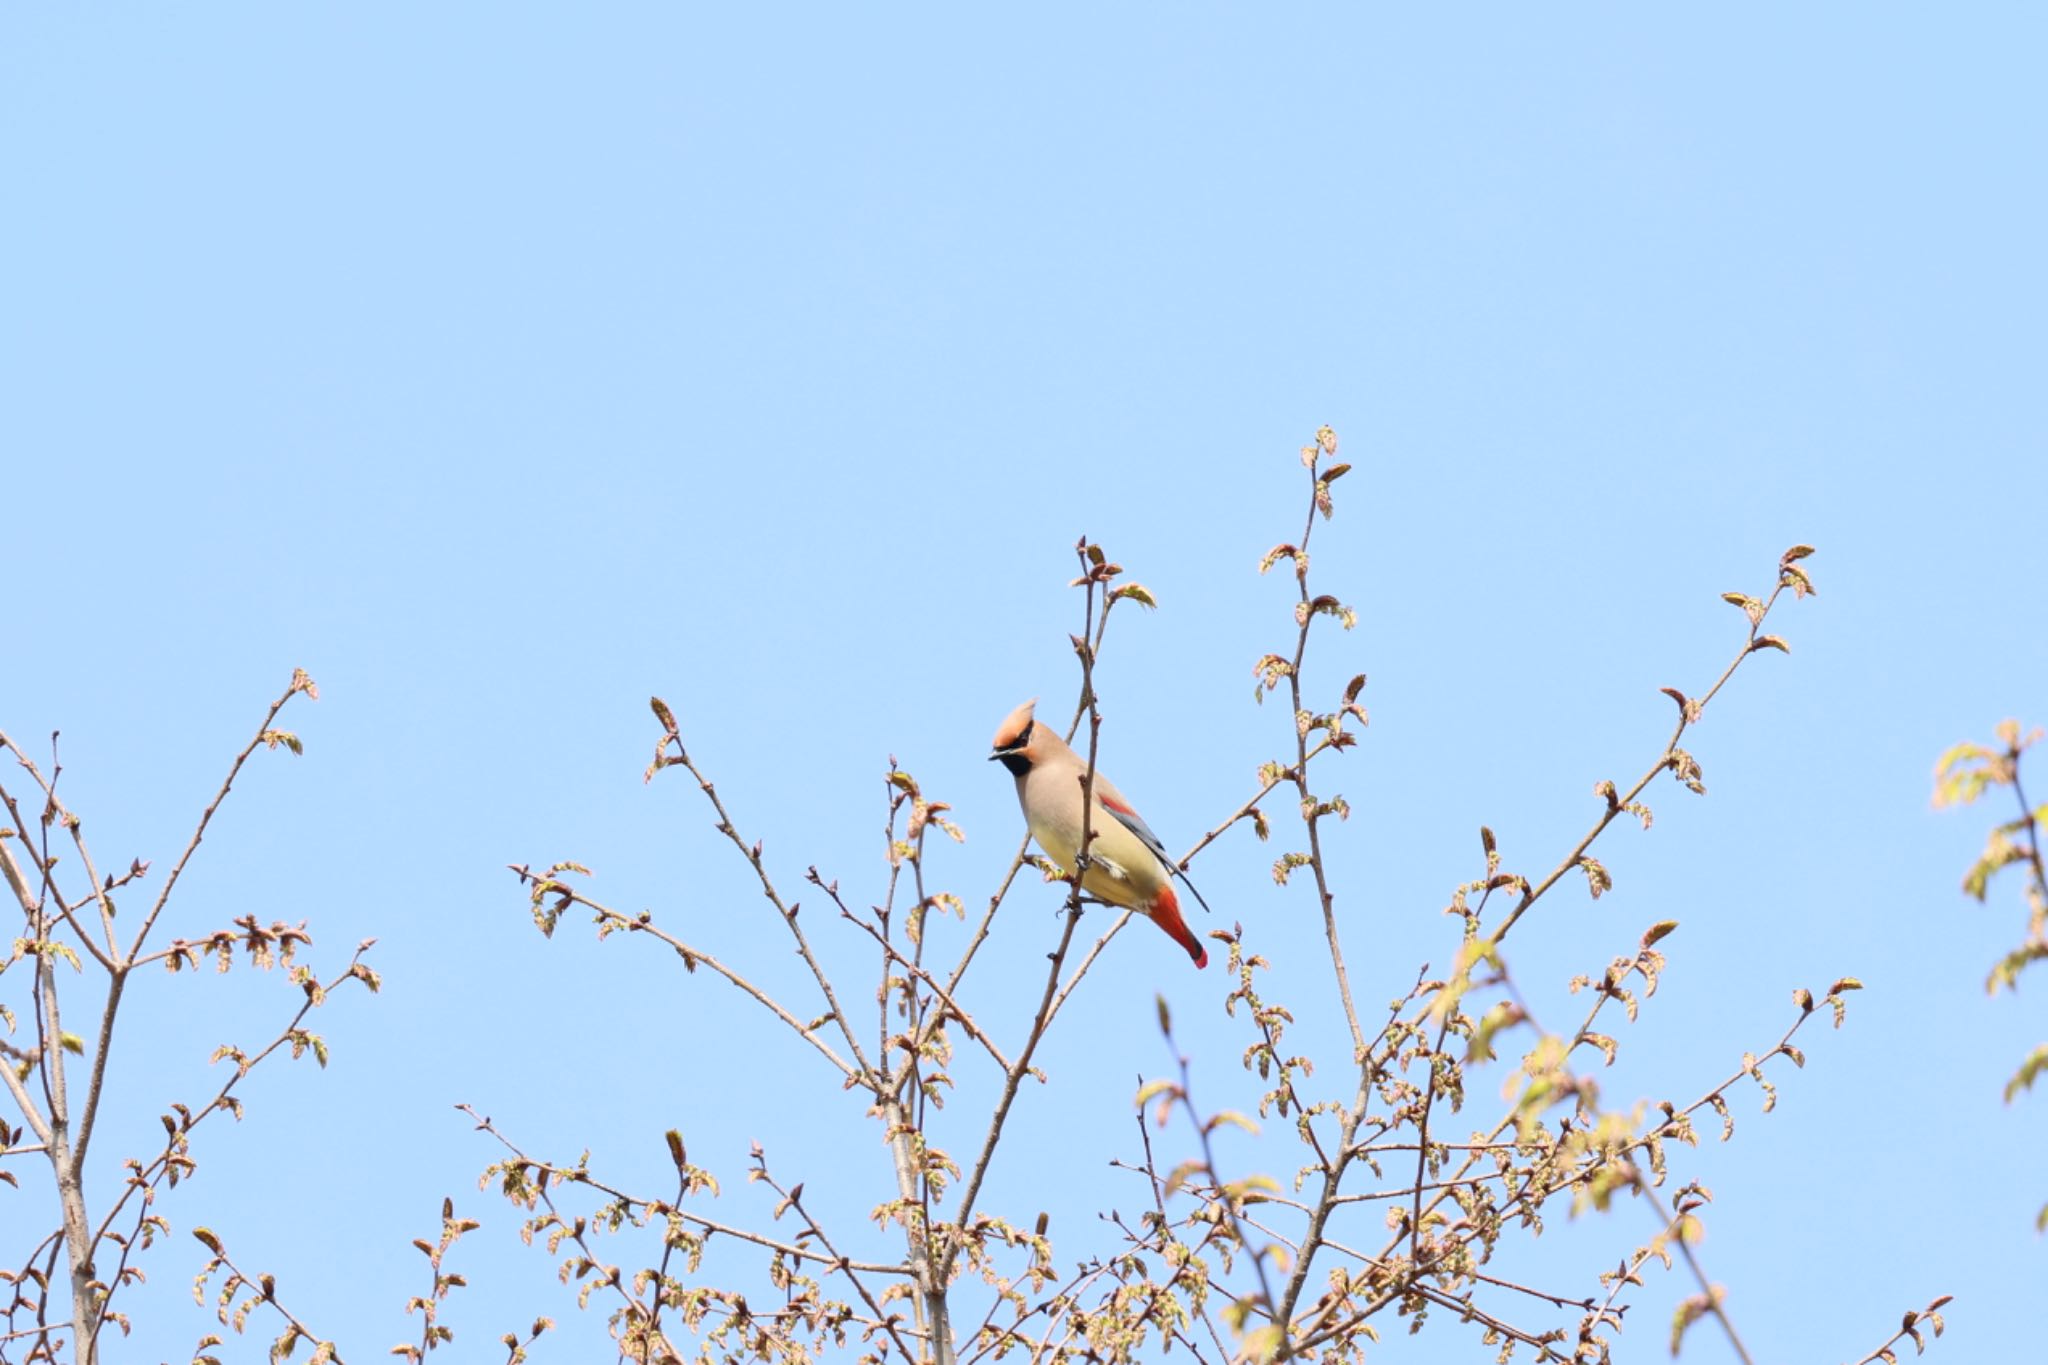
[424,432,1946,1365]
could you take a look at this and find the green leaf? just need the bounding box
[1933,741,1995,780]
[1578,1031,1618,1065]
[1134,1078,1177,1109]
[1111,583,1158,609]
[1932,741,2003,809]
[1271,852,1311,885]
[1239,1324,1285,1362]
[1671,1290,1718,1356]
[2004,1044,2048,1103]
[1203,1110,1260,1137]
[1988,941,2048,993]
[1467,1001,1525,1064]
[1257,543,1297,574]
[1305,595,1359,629]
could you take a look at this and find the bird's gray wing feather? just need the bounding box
[1100,800,1214,916]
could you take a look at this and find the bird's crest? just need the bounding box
[990,698,1039,754]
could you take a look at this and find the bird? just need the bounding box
[988,698,1211,968]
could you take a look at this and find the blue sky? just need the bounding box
[3,4,2043,1360]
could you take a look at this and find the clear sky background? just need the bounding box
[3,4,2043,1361]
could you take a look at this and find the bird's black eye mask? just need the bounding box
[991,718,1033,757]
[990,719,1034,775]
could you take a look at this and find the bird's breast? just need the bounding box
[1020,786,1166,908]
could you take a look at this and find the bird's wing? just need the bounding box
[1095,784,1172,866]
[1096,782,1214,916]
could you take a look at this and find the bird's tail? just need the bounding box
[1148,883,1209,969]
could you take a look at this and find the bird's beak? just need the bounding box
[987,749,1008,762]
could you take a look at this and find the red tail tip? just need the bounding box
[1151,885,1209,969]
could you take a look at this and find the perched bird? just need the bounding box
[988,698,1211,968]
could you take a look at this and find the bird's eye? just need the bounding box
[1016,719,1034,747]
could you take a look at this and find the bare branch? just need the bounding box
[509,869,859,1084]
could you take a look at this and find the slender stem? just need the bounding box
[948,550,1109,1263]
[459,1108,912,1274]
[2007,751,2048,925]
[1176,743,1330,872]
[1173,1043,1276,1320]
[669,755,878,1086]
[1648,1173,1756,1365]
[1493,584,1784,947]
[129,679,304,956]
[512,876,859,1083]
[840,908,1012,1072]
[754,1164,926,1364]
[1282,459,1365,1057]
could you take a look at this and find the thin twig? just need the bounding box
[838,906,1013,1073]
[509,872,859,1084]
